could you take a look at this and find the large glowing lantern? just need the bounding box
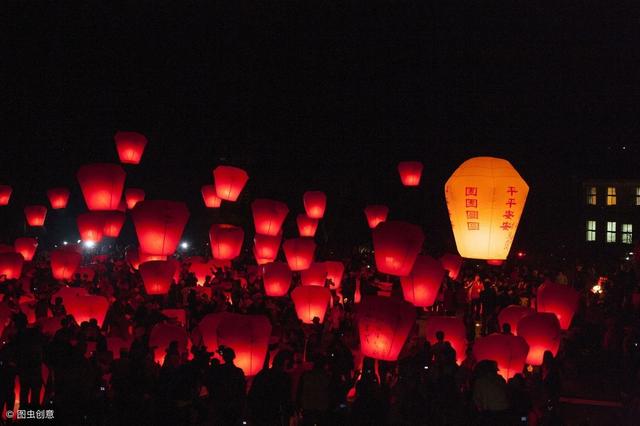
[261,262,292,296]
[217,314,272,376]
[498,305,534,336]
[77,212,105,243]
[291,286,331,324]
[139,251,166,263]
[253,233,281,264]
[124,188,145,209]
[149,323,189,364]
[301,262,327,286]
[47,187,70,209]
[14,237,37,261]
[140,260,177,295]
[114,131,148,165]
[297,214,319,237]
[209,224,244,260]
[398,161,423,186]
[101,211,126,238]
[473,333,529,380]
[213,165,249,202]
[445,157,529,260]
[536,281,579,330]
[201,184,222,208]
[303,191,327,219]
[364,205,389,229]
[400,255,445,308]
[372,221,424,276]
[0,185,12,205]
[131,200,190,256]
[324,261,344,289]
[516,312,561,365]
[358,296,415,361]
[50,249,82,280]
[424,316,467,364]
[77,163,126,211]
[66,295,109,326]
[0,252,24,280]
[439,253,463,280]
[283,238,316,271]
[24,205,47,227]
[252,199,289,236]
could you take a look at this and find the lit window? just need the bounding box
[622,224,633,244]
[586,187,597,205]
[606,221,616,243]
[586,220,596,241]
[607,187,616,205]
[636,187,640,206]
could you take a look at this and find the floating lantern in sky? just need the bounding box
[0,252,24,280]
[398,161,423,186]
[372,221,424,276]
[213,166,248,202]
[301,262,327,286]
[24,205,47,227]
[201,184,222,208]
[358,296,415,361]
[364,205,389,229]
[253,232,281,265]
[303,191,327,219]
[439,253,463,280]
[536,280,579,330]
[66,295,110,326]
[498,305,535,336]
[0,185,12,205]
[114,131,148,165]
[297,214,319,237]
[131,200,189,256]
[473,333,529,380]
[140,260,177,295]
[516,312,561,365]
[125,188,145,209]
[217,314,272,377]
[101,211,126,238]
[251,199,289,236]
[209,224,244,260]
[292,286,331,324]
[77,212,105,243]
[47,187,70,209]
[283,238,316,271]
[261,262,292,296]
[400,255,445,307]
[14,237,38,261]
[50,249,82,280]
[77,163,126,211]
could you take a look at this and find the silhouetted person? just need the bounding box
[298,355,331,425]
[502,323,513,335]
[249,350,293,426]
[472,360,510,425]
[541,350,562,425]
[351,358,386,426]
[210,346,246,426]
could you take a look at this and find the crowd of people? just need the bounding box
[1,245,640,425]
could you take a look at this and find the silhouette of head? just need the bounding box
[436,330,445,342]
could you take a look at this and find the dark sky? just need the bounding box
[2,2,640,258]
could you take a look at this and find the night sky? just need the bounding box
[3,3,640,259]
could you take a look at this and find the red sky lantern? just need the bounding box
[292,286,331,324]
[101,211,126,238]
[358,296,415,361]
[424,316,467,364]
[114,131,148,165]
[140,260,177,295]
[487,259,504,266]
[50,249,82,280]
[283,238,316,271]
[0,185,12,205]
[400,255,446,308]
[364,205,389,229]
[46,187,70,209]
[149,322,190,364]
[209,224,244,260]
[303,191,327,219]
[125,188,145,209]
[77,212,105,242]
[251,199,289,236]
[253,232,281,264]
[201,184,222,208]
[217,314,272,377]
[213,165,249,202]
[301,262,327,286]
[372,221,424,276]
[473,333,529,380]
[439,253,463,280]
[354,281,362,303]
[517,312,561,366]
[24,205,47,227]
[324,261,344,289]
[188,259,219,285]
[67,295,110,326]
[297,214,319,237]
[261,262,292,297]
[498,305,535,336]
[77,163,126,211]
[398,161,423,186]
[14,237,37,261]
[536,281,579,330]
[131,200,189,256]
[139,252,167,263]
[0,252,24,280]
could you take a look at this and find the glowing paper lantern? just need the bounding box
[209,224,244,260]
[536,281,579,330]
[301,262,327,286]
[261,262,292,296]
[66,295,109,326]
[149,322,189,364]
[125,188,145,209]
[50,249,82,280]
[140,260,177,295]
[195,312,233,353]
[283,238,316,271]
[188,259,218,285]
[358,296,415,361]
[139,251,166,263]
[364,205,389,229]
[424,316,467,364]
[46,187,70,209]
[439,253,463,280]
[101,211,126,238]
[473,333,529,380]
[297,214,319,237]
[398,161,423,186]
[114,131,148,165]
[516,312,561,365]
[201,184,222,208]
[0,252,24,280]
[14,237,37,261]
[24,205,47,227]
[251,199,289,236]
[487,259,504,266]
[445,157,529,260]
[253,233,281,264]
[354,280,362,304]
[400,255,445,307]
[303,191,327,219]
[77,163,126,211]
[0,185,12,205]
[498,305,534,336]
[131,200,190,256]
[324,261,344,289]
[217,314,272,376]
[77,212,105,242]
[213,165,249,202]
[291,286,331,324]
[372,221,424,276]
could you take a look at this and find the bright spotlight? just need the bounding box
[63,241,68,245]
[180,242,189,249]
[84,240,96,249]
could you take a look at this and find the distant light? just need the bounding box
[77,239,81,244]
[591,284,603,294]
[63,241,68,245]
[626,257,630,261]
[629,252,634,255]
[517,251,526,258]
[84,241,96,249]
[180,242,189,249]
